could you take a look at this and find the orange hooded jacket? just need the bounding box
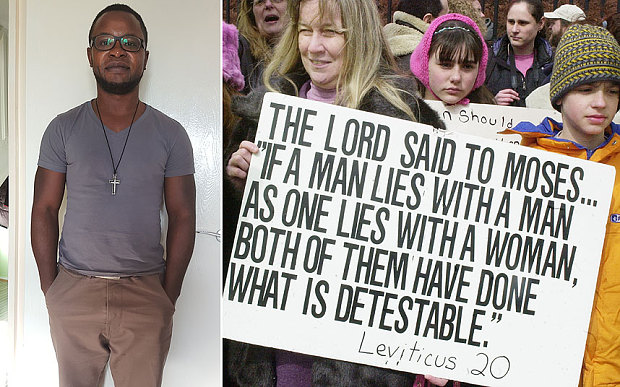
[506,118,620,386]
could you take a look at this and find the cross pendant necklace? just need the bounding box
[109,174,121,195]
[95,99,140,196]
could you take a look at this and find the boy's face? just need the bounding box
[558,81,619,140]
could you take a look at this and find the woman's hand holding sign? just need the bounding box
[226,140,259,191]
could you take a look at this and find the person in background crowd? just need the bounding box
[526,8,607,111]
[222,21,245,279]
[222,23,246,387]
[471,0,484,19]
[447,0,487,38]
[383,0,450,71]
[544,4,586,48]
[505,24,620,386]
[485,0,552,106]
[237,0,290,93]
[468,0,495,42]
[410,13,495,105]
[604,12,620,40]
[223,21,245,150]
[224,0,447,385]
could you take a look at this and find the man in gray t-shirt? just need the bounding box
[31,5,196,387]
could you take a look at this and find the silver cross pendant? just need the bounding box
[109,174,120,195]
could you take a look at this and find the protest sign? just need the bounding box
[222,93,614,386]
[425,100,562,143]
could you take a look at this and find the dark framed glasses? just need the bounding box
[90,34,145,52]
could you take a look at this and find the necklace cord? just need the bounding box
[95,98,140,175]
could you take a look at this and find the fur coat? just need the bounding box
[383,11,429,72]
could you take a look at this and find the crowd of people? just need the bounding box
[222,0,620,386]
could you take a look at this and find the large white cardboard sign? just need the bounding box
[425,100,562,143]
[222,93,615,386]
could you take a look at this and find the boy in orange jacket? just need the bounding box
[506,24,620,386]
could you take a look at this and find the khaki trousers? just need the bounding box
[45,265,175,387]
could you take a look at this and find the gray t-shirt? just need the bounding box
[38,101,195,276]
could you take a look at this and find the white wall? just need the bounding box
[1,0,8,180]
[11,0,221,386]
[0,0,7,27]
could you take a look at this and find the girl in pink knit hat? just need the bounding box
[410,13,495,105]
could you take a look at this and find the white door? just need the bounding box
[8,1,221,386]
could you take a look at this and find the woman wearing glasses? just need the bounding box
[237,0,289,94]
[224,0,444,385]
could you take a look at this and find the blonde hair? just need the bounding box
[237,0,275,62]
[263,0,418,121]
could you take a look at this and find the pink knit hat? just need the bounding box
[222,21,245,92]
[410,13,488,105]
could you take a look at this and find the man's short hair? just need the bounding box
[397,0,444,20]
[89,4,148,47]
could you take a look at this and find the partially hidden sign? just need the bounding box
[222,93,614,386]
[425,100,562,143]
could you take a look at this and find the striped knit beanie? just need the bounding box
[550,24,620,111]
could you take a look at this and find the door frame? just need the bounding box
[7,0,26,383]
